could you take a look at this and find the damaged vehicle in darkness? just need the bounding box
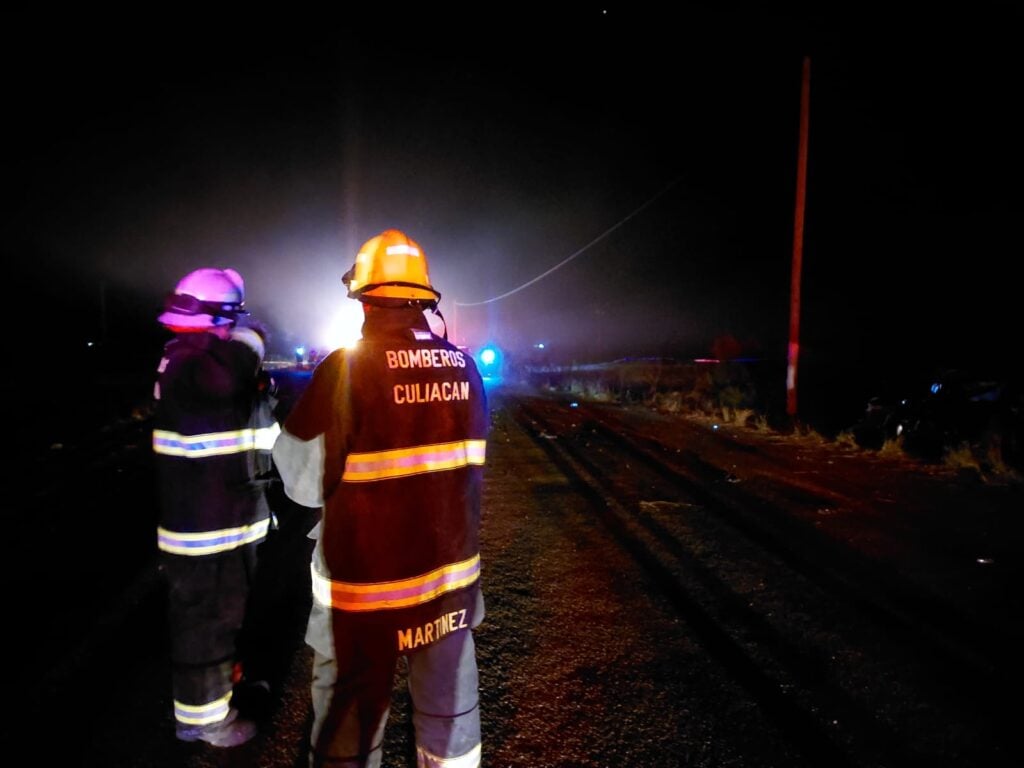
[853,369,1023,472]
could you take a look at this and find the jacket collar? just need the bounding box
[360,306,431,340]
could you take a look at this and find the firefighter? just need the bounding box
[153,267,280,747]
[273,230,488,768]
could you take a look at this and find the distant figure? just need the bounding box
[273,230,489,767]
[152,267,280,747]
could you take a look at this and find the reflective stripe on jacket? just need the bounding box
[153,424,280,457]
[311,553,481,612]
[158,517,272,556]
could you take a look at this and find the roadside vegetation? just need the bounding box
[521,357,1022,484]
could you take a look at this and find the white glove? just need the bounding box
[272,429,325,508]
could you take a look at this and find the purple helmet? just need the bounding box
[158,268,247,329]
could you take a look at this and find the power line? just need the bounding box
[454,176,682,307]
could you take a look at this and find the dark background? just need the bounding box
[6,6,1022,442]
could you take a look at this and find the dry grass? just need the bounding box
[834,431,860,450]
[878,438,905,459]
[943,443,982,473]
[942,441,1022,482]
[530,363,1021,483]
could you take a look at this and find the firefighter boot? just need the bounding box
[175,707,257,747]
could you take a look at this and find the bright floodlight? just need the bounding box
[480,348,496,366]
[320,302,364,350]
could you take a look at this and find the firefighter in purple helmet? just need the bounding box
[273,230,488,767]
[153,267,280,747]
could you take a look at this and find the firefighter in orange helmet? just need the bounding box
[273,230,488,767]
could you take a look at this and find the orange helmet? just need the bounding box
[342,229,441,304]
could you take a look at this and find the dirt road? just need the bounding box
[7,386,1022,766]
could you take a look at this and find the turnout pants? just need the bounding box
[161,544,256,727]
[308,605,481,768]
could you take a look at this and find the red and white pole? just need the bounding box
[787,55,811,418]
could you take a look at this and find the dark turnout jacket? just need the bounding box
[274,307,488,652]
[153,330,279,556]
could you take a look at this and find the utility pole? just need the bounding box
[787,55,810,418]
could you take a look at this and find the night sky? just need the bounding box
[8,7,1023,409]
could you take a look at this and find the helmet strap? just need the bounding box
[431,306,449,342]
